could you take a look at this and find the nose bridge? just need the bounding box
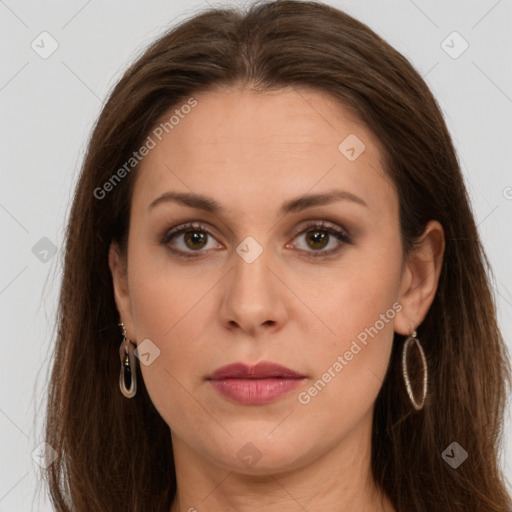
[220,234,286,333]
[232,234,275,301]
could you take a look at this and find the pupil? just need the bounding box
[185,231,207,249]
[308,230,327,249]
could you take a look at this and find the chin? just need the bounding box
[202,431,318,476]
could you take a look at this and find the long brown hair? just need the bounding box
[42,1,512,510]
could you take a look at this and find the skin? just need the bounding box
[109,84,445,512]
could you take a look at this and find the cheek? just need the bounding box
[126,251,215,422]
[294,238,401,415]
[129,266,205,368]
[295,276,398,432]
[295,332,393,440]
[128,242,209,338]
[300,231,402,345]
[129,279,204,430]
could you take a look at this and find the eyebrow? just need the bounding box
[148,189,368,215]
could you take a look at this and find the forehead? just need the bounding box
[131,85,397,223]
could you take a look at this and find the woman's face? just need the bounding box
[110,85,426,474]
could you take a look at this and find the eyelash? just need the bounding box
[160,220,352,260]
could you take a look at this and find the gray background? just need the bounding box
[1,0,511,509]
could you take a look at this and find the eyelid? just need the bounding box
[160,221,219,244]
[290,218,350,238]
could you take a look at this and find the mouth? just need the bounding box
[207,361,306,405]
[208,361,305,380]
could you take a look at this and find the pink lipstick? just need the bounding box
[207,361,306,405]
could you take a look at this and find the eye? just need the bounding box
[160,222,222,258]
[160,220,352,260]
[288,220,352,259]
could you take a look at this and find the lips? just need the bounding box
[207,361,305,380]
[207,361,306,405]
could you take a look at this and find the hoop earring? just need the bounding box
[402,329,428,411]
[119,322,137,398]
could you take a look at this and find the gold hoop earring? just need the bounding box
[402,329,428,411]
[119,322,137,398]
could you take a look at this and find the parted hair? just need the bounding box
[43,1,512,510]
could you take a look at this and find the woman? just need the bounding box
[43,0,512,510]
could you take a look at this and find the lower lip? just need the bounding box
[209,378,305,405]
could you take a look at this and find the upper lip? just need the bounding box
[208,361,306,380]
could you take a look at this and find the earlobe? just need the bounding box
[108,242,136,339]
[394,220,445,335]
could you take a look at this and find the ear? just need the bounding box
[108,242,136,341]
[394,220,445,335]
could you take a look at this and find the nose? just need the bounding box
[219,244,288,337]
